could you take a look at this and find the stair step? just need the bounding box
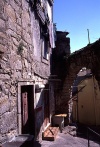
[2,134,34,147]
[42,127,59,141]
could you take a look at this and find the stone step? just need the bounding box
[42,127,59,141]
[1,134,34,147]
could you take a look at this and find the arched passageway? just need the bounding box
[54,39,100,123]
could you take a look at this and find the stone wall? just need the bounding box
[51,31,70,114]
[0,0,52,144]
[54,40,100,124]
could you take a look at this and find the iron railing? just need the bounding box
[87,127,100,147]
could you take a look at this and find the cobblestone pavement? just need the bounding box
[40,133,99,147]
[34,126,100,147]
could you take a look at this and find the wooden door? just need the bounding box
[22,92,29,133]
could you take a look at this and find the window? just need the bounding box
[41,24,50,62]
[46,0,52,21]
[42,36,49,60]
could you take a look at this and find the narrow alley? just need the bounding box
[0,0,100,147]
[35,126,100,147]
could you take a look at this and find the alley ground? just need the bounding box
[2,126,100,147]
[34,126,100,147]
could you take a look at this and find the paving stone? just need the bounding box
[40,127,100,147]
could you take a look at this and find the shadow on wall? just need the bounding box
[35,83,50,139]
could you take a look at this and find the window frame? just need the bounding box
[41,35,50,64]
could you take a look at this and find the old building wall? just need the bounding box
[53,39,100,124]
[0,0,54,144]
[72,75,100,125]
[51,31,70,114]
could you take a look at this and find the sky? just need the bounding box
[53,0,100,53]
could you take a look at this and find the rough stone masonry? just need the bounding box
[0,0,54,144]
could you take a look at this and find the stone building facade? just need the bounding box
[0,0,55,145]
[51,31,70,115]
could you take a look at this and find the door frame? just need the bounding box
[43,84,50,128]
[17,81,35,134]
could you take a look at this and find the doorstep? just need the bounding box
[1,134,34,147]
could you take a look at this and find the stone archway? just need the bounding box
[54,39,100,123]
